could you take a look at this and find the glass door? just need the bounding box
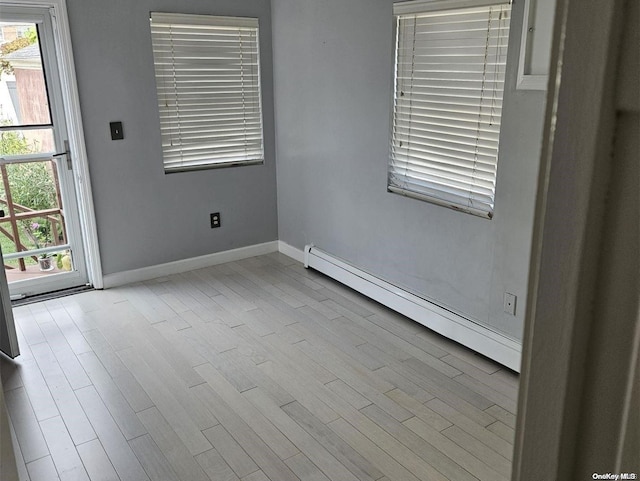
[0,7,88,298]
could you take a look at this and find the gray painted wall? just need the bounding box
[272,0,546,340]
[66,0,278,275]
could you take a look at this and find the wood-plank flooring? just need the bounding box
[1,253,519,481]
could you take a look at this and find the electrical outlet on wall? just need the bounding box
[504,292,517,315]
[210,212,221,228]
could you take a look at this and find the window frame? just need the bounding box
[388,0,512,219]
[150,12,265,174]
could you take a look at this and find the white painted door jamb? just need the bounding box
[512,0,633,478]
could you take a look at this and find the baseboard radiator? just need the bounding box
[304,245,521,372]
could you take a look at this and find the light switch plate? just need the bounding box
[110,121,124,140]
[504,292,517,315]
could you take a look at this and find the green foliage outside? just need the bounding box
[0,129,33,156]
[3,162,57,212]
[25,28,38,44]
[0,133,59,267]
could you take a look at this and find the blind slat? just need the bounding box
[150,12,264,172]
[389,2,511,218]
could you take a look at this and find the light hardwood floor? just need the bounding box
[1,253,519,481]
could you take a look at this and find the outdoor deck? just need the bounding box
[5,263,62,283]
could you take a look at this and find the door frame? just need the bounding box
[511,0,635,477]
[0,0,102,289]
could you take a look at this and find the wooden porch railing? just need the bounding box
[0,160,66,271]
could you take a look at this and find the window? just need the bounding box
[150,13,264,173]
[389,0,511,218]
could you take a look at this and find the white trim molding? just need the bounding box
[304,245,522,371]
[277,241,305,264]
[102,241,279,288]
[49,0,104,289]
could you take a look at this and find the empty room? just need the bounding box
[0,0,637,480]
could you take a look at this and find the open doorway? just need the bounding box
[0,4,100,301]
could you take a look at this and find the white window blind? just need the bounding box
[389,0,511,218]
[150,12,264,173]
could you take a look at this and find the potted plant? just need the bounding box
[37,253,54,271]
[31,221,54,271]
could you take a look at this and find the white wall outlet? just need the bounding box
[504,292,517,315]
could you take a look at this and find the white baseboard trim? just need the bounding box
[277,241,305,263]
[103,241,279,288]
[304,244,522,372]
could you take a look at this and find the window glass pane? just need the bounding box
[0,158,71,279]
[0,128,55,155]
[0,22,52,127]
